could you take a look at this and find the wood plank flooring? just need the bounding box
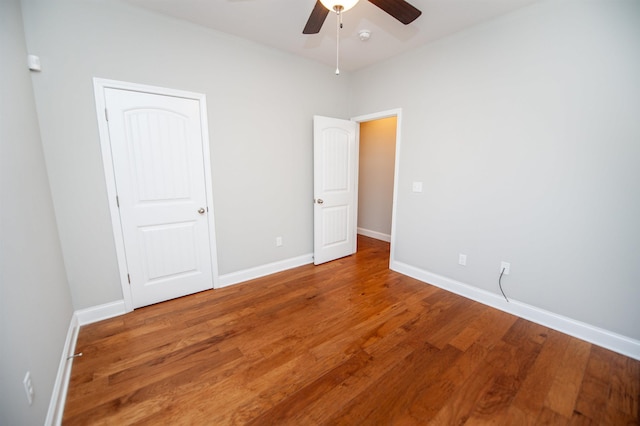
[63,236,640,425]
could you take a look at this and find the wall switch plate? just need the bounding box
[23,371,34,405]
[458,254,467,266]
[412,181,423,193]
[275,236,282,247]
[500,261,510,275]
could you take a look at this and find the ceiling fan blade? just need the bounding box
[303,0,330,34]
[368,0,422,25]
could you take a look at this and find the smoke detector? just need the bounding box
[358,29,371,41]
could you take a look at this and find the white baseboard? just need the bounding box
[216,253,314,289]
[75,300,127,325]
[45,313,80,426]
[357,227,391,243]
[391,260,640,361]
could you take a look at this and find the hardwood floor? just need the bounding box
[63,236,639,425]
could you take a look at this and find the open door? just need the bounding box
[313,116,358,265]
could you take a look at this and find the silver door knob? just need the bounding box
[316,199,324,204]
[198,208,206,214]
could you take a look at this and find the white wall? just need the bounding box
[0,0,74,423]
[20,0,351,309]
[358,117,396,237]
[351,0,640,340]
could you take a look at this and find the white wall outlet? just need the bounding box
[458,254,467,266]
[500,261,510,275]
[23,371,34,405]
[275,236,283,247]
[412,181,423,193]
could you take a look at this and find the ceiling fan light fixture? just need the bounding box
[320,0,359,13]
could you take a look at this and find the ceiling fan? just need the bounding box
[303,0,422,34]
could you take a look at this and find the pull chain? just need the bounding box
[335,6,344,75]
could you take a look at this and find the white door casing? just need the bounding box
[94,79,218,310]
[313,116,359,265]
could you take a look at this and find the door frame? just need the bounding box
[350,108,402,266]
[93,78,219,312]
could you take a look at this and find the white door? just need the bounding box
[104,88,214,308]
[313,116,359,265]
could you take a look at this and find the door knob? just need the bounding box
[198,208,206,214]
[316,199,324,204]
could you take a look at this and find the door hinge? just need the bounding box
[105,108,109,121]
[127,274,131,284]
[116,195,119,208]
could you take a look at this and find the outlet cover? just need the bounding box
[500,262,510,275]
[23,371,34,405]
[458,254,467,266]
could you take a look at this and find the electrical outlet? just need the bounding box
[275,236,283,247]
[500,261,510,275]
[23,371,34,405]
[458,254,467,266]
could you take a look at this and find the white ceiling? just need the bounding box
[124,0,539,72]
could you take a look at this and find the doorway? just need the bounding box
[353,109,401,263]
[357,116,397,243]
[312,110,400,266]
